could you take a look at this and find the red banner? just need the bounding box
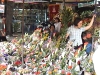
[49,4,59,21]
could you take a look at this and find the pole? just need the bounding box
[95,0,97,13]
[92,0,97,51]
[63,0,65,8]
[21,0,25,66]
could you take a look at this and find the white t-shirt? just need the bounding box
[67,26,85,46]
[54,22,61,33]
[92,45,100,75]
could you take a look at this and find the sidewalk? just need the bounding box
[6,33,23,41]
[6,32,33,42]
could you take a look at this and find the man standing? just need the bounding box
[0,16,7,42]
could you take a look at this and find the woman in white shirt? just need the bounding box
[66,14,96,49]
[54,17,62,34]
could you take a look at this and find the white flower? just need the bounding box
[61,51,66,58]
[75,65,80,71]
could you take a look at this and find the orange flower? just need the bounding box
[6,71,12,75]
[48,70,52,74]
[43,64,46,67]
[53,68,58,72]
[0,64,7,70]
[74,51,78,57]
[68,66,72,69]
[32,65,35,68]
[39,65,42,68]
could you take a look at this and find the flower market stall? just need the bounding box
[0,4,99,75]
[0,28,96,75]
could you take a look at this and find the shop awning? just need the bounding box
[52,0,93,3]
[8,0,49,3]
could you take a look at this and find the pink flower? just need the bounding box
[61,70,66,74]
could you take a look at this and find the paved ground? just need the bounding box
[6,32,33,42]
[6,33,23,42]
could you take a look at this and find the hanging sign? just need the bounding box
[49,4,59,21]
[78,1,94,8]
[0,4,5,13]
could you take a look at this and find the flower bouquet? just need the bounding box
[0,28,96,75]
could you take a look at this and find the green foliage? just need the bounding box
[60,6,74,43]
[61,7,74,42]
[61,6,74,27]
[80,10,92,19]
[13,21,20,33]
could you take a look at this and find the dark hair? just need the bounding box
[50,24,55,29]
[74,17,82,26]
[54,17,60,22]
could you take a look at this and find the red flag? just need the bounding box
[49,4,60,21]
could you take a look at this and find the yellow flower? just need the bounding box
[53,68,58,73]
[83,42,88,50]
[89,58,92,63]
[39,52,42,55]
[48,70,52,74]
[74,51,78,58]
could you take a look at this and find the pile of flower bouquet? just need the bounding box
[0,29,95,75]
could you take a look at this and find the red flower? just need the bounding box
[77,60,80,65]
[66,72,71,75]
[14,60,22,66]
[34,71,41,75]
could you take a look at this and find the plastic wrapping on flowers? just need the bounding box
[0,28,95,75]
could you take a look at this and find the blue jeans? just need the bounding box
[86,43,92,55]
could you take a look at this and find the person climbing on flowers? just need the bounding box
[66,14,96,51]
